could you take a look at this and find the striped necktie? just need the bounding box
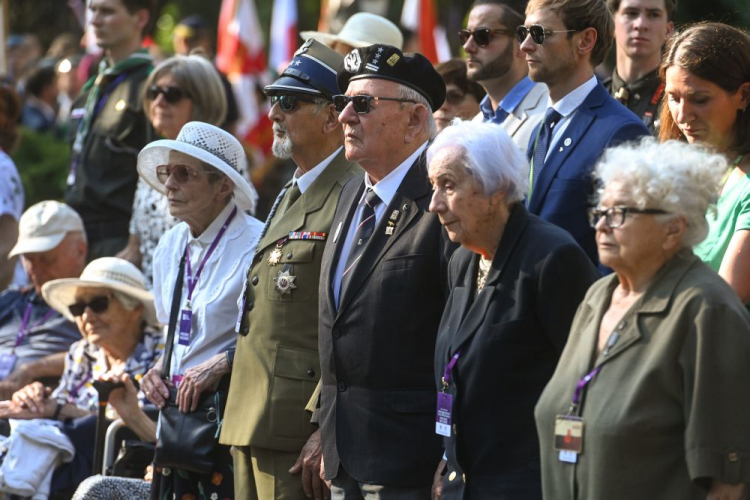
[340,189,381,296]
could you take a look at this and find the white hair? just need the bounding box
[594,138,727,247]
[426,119,529,203]
[397,85,438,139]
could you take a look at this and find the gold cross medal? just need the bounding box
[267,238,287,266]
[273,269,297,295]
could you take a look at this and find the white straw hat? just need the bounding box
[300,13,404,50]
[137,121,258,213]
[9,201,84,257]
[41,257,157,325]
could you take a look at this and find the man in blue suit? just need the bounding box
[519,0,648,265]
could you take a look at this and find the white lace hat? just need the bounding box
[42,257,157,325]
[137,121,258,213]
[300,13,403,50]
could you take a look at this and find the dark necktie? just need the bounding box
[340,189,381,296]
[531,107,562,192]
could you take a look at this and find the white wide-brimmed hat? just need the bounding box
[300,13,404,50]
[9,201,84,257]
[137,121,258,213]
[42,257,157,325]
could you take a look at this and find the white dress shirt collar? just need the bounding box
[363,141,428,207]
[294,146,343,194]
[547,75,598,118]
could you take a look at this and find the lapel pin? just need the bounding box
[385,226,394,235]
[559,147,564,152]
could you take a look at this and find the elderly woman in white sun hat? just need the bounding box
[138,121,262,499]
[0,257,162,498]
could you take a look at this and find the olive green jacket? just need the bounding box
[220,150,360,451]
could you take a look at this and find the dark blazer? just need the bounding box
[435,204,600,499]
[526,82,648,266]
[318,151,455,488]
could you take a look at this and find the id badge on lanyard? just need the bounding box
[436,351,460,437]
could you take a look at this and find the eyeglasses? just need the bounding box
[156,164,203,184]
[332,95,417,114]
[588,206,669,228]
[516,25,580,45]
[69,295,111,317]
[147,85,191,104]
[270,95,319,112]
[458,28,511,47]
[444,89,467,106]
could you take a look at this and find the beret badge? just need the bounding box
[344,50,362,73]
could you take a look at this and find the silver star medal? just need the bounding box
[274,269,297,295]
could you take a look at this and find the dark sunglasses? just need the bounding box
[332,94,417,114]
[458,28,511,47]
[156,164,204,184]
[69,295,110,317]
[516,25,579,45]
[270,94,318,112]
[444,90,468,106]
[147,85,191,104]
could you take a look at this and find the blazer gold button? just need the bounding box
[307,368,315,377]
[251,276,259,286]
[462,473,466,482]
[728,452,739,462]
[448,471,456,481]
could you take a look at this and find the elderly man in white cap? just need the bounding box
[301,12,404,55]
[139,121,262,498]
[0,201,87,401]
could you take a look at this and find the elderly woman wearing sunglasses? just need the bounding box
[117,54,233,288]
[0,257,162,497]
[137,121,262,499]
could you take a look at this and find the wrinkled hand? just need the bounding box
[319,455,331,489]
[176,353,229,413]
[102,372,140,421]
[290,429,329,499]
[707,480,747,500]
[11,381,51,413]
[431,459,447,500]
[0,397,55,420]
[141,365,171,409]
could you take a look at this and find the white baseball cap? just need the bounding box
[9,201,85,257]
[300,13,404,51]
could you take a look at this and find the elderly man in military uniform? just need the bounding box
[220,40,360,500]
[64,0,154,259]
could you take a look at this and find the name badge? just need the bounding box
[0,353,17,380]
[554,415,584,462]
[435,392,453,437]
[178,309,192,346]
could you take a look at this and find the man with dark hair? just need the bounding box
[21,64,58,133]
[603,0,675,134]
[463,0,549,149]
[519,0,648,267]
[64,0,155,260]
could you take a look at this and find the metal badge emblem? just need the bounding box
[344,50,362,73]
[268,248,282,266]
[274,269,297,295]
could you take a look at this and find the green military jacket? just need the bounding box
[220,149,360,451]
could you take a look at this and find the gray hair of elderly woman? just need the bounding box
[143,54,227,126]
[426,119,529,202]
[594,138,727,247]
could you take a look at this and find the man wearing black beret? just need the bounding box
[314,44,455,498]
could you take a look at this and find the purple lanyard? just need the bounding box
[571,365,601,410]
[184,206,238,305]
[15,304,55,350]
[441,351,461,391]
[67,371,93,404]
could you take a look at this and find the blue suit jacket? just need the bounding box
[526,82,648,266]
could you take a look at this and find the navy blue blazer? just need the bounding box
[526,82,648,266]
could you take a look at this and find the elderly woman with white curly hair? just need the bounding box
[427,119,599,499]
[535,138,750,500]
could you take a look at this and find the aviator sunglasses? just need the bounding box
[147,85,191,104]
[332,94,417,114]
[69,295,111,317]
[516,25,579,45]
[270,94,318,112]
[458,28,511,47]
[156,164,218,185]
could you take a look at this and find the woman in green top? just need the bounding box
[659,22,750,305]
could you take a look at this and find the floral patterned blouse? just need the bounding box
[52,324,164,418]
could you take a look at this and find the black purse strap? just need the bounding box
[161,255,186,381]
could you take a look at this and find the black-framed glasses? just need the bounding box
[270,94,318,112]
[458,28,511,47]
[69,295,111,317]
[332,94,417,114]
[147,85,191,104]
[588,206,669,228]
[444,89,467,106]
[156,164,202,184]
[516,25,580,45]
